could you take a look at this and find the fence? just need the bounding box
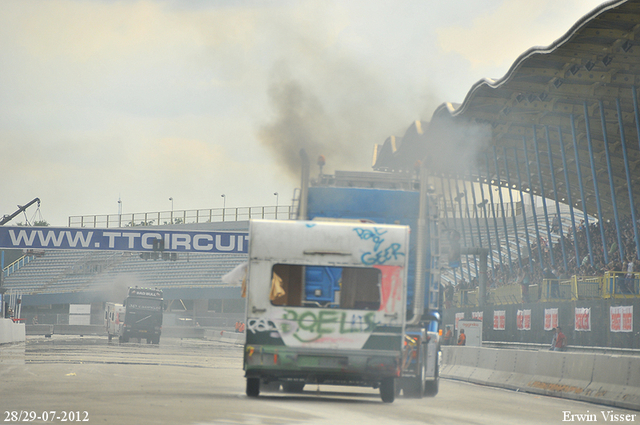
[3,255,35,278]
[602,271,640,298]
[68,205,295,228]
[454,272,640,307]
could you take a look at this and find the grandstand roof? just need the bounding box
[374,0,640,219]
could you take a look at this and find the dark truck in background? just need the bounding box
[120,287,163,344]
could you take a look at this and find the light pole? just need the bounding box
[274,192,279,219]
[169,197,174,224]
[221,194,226,221]
[117,197,122,227]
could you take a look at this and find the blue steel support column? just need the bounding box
[618,97,640,260]
[523,138,545,267]
[558,126,581,269]
[629,88,640,259]
[447,176,466,281]
[493,146,513,271]
[503,146,523,269]
[532,126,555,267]
[514,147,534,272]
[469,173,485,248]
[477,169,496,270]
[485,154,503,270]
[584,102,608,265]
[457,176,479,276]
[440,176,450,229]
[599,100,625,263]
[454,175,474,280]
[571,114,594,266]
[545,126,568,272]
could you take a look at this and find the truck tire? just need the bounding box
[403,358,425,398]
[379,378,395,403]
[423,349,439,397]
[108,334,112,342]
[246,378,260,397]
[282,382,305,393]
[403,378,424,398]
[423,378,439,397]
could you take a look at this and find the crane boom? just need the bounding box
[0,198,41,226]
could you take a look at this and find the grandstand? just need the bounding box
[1,221,249,323]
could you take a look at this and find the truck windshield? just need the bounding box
[270,264,381,310]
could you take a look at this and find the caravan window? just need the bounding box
[269,264,381,310]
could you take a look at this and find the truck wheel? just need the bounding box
[246,378,260,397]
[108,335,112,342]
[423,378,439,397]
[153,337,160,344]
[380,378,395,403]
[282,382,305,393]
[403,378,424,398]
[404,357,425,398]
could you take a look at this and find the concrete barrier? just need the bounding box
[53,324,104,335]
[0,318,25,344]
[441,346,640,410]
[26,324,54,336]
[22,323,245,344]
[506,349,538,389]
[162,327,206,339]
[204,329,245,345]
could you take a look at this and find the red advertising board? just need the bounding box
[575,307,591,331]
[493,310,506,330]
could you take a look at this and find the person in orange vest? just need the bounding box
[443,326,453,345]
[235,321,240,333]
[457,329,466,346]
[239,322,245,333]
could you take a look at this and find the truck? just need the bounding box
[243,161,442,402]
[104,302,125,342]
[245,219,410,402]
[115,287,163,344]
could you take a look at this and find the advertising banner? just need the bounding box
[544,308,558,331]
[575,307,591,331]
[0,226,248,254]
[493,310,505,330]
[455,312,465,330]
[472,311,483,322]
[610,305,633,332]
[517,309,531,331]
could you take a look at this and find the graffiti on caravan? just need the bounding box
[0,226,249,253]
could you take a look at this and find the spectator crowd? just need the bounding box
[444,211,640,304]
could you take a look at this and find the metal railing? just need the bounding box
[454,273,640,307]
[3,255,35,278]
[68,205,295,228]
[602,271,640,298]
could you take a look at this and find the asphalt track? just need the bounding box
[0,336,637,425]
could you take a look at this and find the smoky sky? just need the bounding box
[0,0,609,225]
[258,60,441,178]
